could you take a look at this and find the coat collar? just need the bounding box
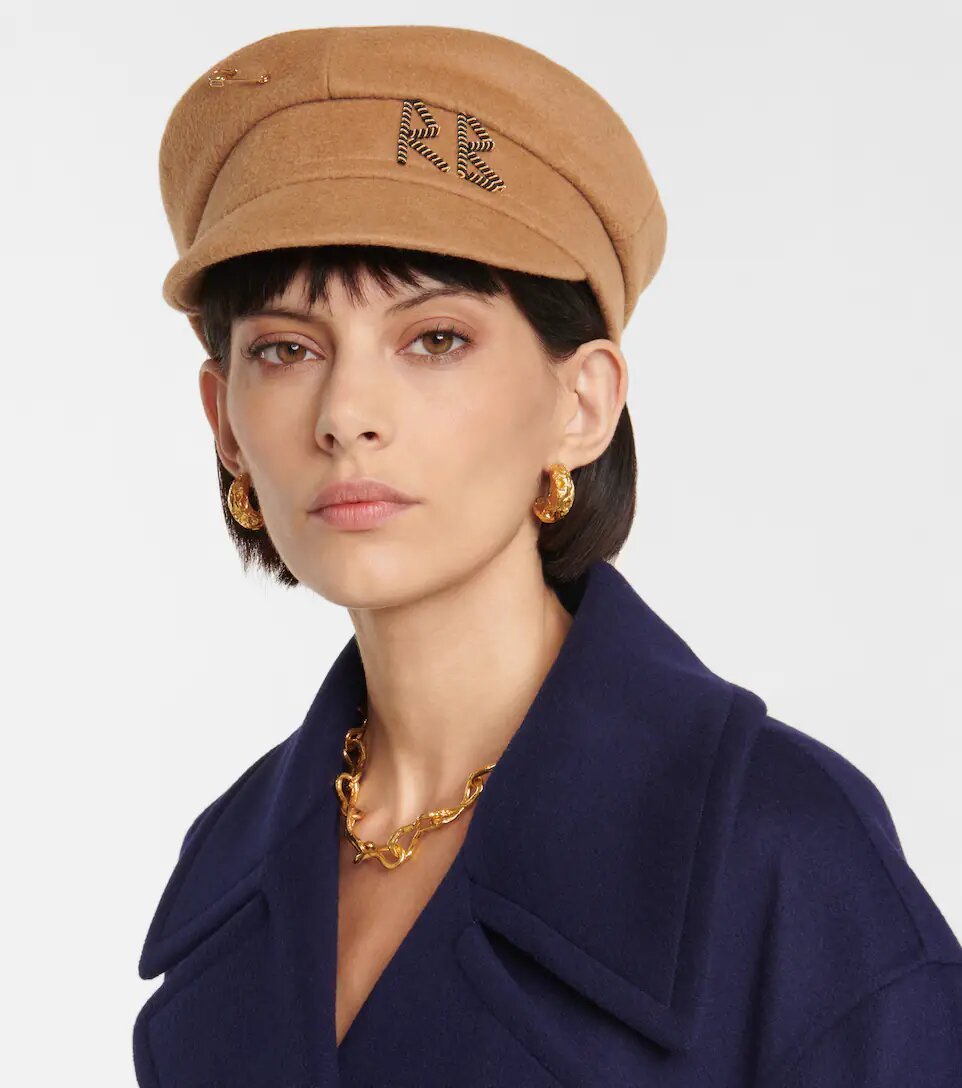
[139,558,766,1055]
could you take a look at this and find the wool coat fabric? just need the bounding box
[133,559,962,1086]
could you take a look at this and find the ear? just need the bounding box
[557,338,629,469]
[198,357,244,476]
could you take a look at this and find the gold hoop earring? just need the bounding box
[227,471,265,530]
[532,462,574,523]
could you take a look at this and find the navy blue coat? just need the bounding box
[133,559,962,1086]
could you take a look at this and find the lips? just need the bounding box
[307,476,419,511]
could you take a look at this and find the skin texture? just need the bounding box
[199,266,629,834]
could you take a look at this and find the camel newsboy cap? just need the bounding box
[159,24,667,351]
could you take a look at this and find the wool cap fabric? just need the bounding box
[158,25,667,352]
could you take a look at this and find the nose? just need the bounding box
[311,340,392,453]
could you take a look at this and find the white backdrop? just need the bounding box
[4,1,960,1082]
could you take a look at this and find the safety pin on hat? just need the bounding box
[207,67,271,88]
[200,69,503,192]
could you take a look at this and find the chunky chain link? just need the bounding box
[334,720,496,869]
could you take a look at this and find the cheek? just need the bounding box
[423,386,550,507]
[227,382,310,484]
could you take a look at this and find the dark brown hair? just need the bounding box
[197,244,636,591]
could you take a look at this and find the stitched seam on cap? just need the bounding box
[610,189,661,242]
[202,95,599,241]
[318,88,591,208]
[324,29,338,99]
[196,171,590,273]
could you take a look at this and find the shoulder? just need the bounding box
[771,957,962,1086]
[737,713,907,878]
[174,733,294,861]
[137,730,300,980]
[175,735,291,852]
[725,711,962,1080]
[736,712,961,962]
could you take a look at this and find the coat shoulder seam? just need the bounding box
[761,958,962,1087]
[760,721,927,958]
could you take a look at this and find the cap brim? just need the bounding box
[164,174,590,325]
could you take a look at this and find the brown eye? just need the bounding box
[245,339,321,368]
[276,342,306,365]
[406,326,473,361]
[422,330,457,355]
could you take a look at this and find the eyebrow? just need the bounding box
[236,286,495,325]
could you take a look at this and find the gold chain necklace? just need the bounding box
[334,717,496,870]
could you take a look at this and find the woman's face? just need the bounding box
[199,266,622,605]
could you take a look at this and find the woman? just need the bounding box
[133,25,962,1088]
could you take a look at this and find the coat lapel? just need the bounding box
[452,558,766,1064]
[137,558,766,1081]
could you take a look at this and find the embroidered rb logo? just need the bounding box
[396,99,506,193]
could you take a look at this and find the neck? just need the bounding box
[346,544,574,836]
